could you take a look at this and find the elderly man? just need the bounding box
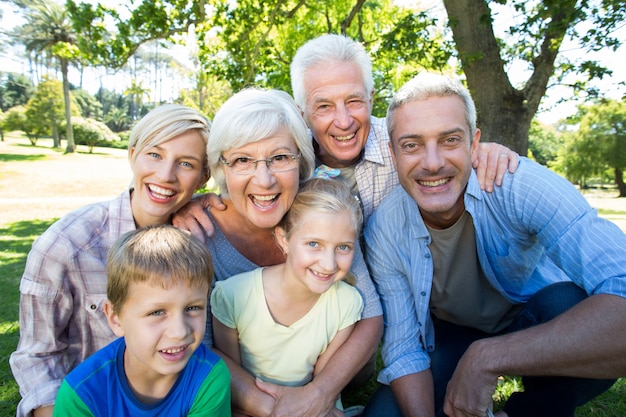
[290,34,516,223]
[363,72,626,417]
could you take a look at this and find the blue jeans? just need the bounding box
[362,282,616,417]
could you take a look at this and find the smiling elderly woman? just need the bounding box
[200,87,383,417]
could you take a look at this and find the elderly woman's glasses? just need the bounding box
[220,153,301,175]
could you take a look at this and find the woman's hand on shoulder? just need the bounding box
[473,142,519,192]
[172,193,225,242]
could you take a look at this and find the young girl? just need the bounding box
[211,177,364,416]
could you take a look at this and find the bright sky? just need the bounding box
[1,1,624,124]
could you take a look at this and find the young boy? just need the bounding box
[53,225,231,416]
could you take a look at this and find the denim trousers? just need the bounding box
[362,282,616,417]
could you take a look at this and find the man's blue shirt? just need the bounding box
[365,157,626,384]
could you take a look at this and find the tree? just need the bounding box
[528,120,566,167]
[177,72,232,120]
[71,88,103,120]
[2,106,28,136]
[13,0,80,152]
[562,99,626,196]
[105,107,131,132]
[198,0,450,112]
[66,0,205,68]
[25,78,79,147]
[442,0,625,154]
[371,9,453,114]
[95,87,130,119]
[0,72,35,112]
[124,79,151,120]
[68,0,450,114]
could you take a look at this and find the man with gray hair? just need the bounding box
[290,34,517,223]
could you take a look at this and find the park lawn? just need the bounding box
[0,219,54,415]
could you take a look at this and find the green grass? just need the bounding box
[0,153,48,163]
[598,208,626,216]
[0,219,55,416]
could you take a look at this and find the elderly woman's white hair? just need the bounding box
[208,88,315,197]
[290,34,374,111]
[128,104,211,178]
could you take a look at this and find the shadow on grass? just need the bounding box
[0,153,48,163]
[0,218,55,416]
[4,138,126,157]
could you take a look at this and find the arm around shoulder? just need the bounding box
[172,193,225,241]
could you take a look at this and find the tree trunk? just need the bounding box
[61,59,76,153]
[52,123,60,148]
[442,0,578,155]
[616,167,626,197]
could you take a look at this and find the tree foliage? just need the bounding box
[66,0,204,68]
[104,107,131,133]
[0,73,34,112]
[177,73,232,120]
[71,88,104,120]
[11,0,80,152]
[67,0,452,116]
[2,106,27,135]
[196,0,452,115]
[71,116,120,153]
[528,120,565,167]
[556,99,626,196]
[95,88,130,118]
[24,78,79,147]
[442,0,625,154]
[123,79,151,120]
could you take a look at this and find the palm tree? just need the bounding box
[105,107,131,132]
[13,0,77,152]
[124,79,151,121]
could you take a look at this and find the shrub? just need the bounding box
[71,116,120,153]
[2,106,27,133]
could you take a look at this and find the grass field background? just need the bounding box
[1,133,625,415]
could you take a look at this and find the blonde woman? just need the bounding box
[10,104,212,417]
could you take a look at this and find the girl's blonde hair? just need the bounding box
[278,178,362,286]
[278,177,362,240]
